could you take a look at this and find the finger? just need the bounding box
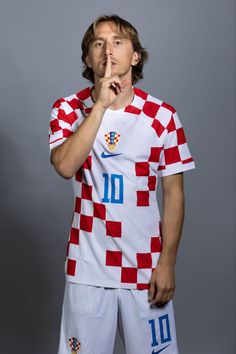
[105,76,122,90]
[152,288,168,306]
[104,55,112,78]
[148,281,156,302]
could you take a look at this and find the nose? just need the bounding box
[104,41,113,57]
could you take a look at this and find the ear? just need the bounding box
[131,51,141,66]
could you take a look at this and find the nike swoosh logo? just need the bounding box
[152,344,170,354]
[101,151,122,158]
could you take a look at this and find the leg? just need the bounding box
[118,288,178,354]
[58,281,118,354]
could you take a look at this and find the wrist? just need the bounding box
[157,252,177,268]
[92,101,107,115]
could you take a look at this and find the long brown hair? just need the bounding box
[81,15,148,85]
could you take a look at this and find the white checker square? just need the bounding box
[68,242,80,259]
[173,112,182,129]
[72,212,80,229]
[81,199,94,216]
[157,106,172,128]
[164,131,178,149]
[151,252,160,268]
[179,143,191,161]
[137,268,152,284]
[61,101,74,115]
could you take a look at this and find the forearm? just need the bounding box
[51,102,106,178]
[158,187,185,267]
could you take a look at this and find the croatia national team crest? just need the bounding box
[104,131,121,151]
[69,337,81,353]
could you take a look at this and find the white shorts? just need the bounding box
[58,281,179,354]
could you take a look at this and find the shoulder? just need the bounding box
[134,87,177,123]
[51,86,92,111]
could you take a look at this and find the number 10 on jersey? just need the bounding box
[102,173,124,204]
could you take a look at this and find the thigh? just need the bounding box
[118,289,179,354]
[58,282,118,354]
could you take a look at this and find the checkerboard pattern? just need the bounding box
[49,86,195,289]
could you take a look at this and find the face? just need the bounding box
[85,21,140,83]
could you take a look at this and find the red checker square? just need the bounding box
[121,267,137,283]
[52,98,65,109]
[177,127,187,145]
[67,258,76,276]
[135,162,150,176]
[161,102,176,114]
[124,105,142,115]
[62,129,73,138]
[83,155,92,170]
[85,107,92,115]
[137,191,149,206]
[137,283,149,290]
[69,227,79,245]
[50,119,61,133]
[148,147,162,163]
[143,101,160,118]
[151,119,165,138]
[67,111,78,125]
[151,237,162,252]
[76,87,91,100]
[75,197,81,213]
[106,220,122,237]
[134,87,148,100]
[58,109,68,124]
[164,146,181,165]
[137,253,152,268]
[148,176,156,191]
[68,98,83,110]
[75,169,82,182]
[106,250,122,267]
[93,202,106,220]
[166,116,176,132]
[81,183,93,200]
[80,214,93,232]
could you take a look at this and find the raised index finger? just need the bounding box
[104,55,112,78]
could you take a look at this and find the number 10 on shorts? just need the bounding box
[149,314,171,347]
[102,173,124,204]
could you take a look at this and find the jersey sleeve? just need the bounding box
[48,99,76,151]
[158,110,195,177]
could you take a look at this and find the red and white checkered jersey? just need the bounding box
[49,86,195,289]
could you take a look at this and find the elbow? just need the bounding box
[55,161,75,179]
[51,154,75,179]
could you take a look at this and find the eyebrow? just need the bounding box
[93,35,128,41]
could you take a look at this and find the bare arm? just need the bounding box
[51,55,128,178]
[148,172,184,306]
[51,102,106,178]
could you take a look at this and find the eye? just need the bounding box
[114,40,122,46]
[94,41,103,48]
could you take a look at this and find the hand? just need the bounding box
[148,264,176,307]
[96,55,129,108]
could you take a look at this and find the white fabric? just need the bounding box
[58,281,179,354]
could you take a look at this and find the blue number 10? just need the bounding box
[102,173,124,204]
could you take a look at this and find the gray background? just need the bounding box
[0,0,235,353]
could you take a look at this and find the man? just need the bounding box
[49,14,195,354]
